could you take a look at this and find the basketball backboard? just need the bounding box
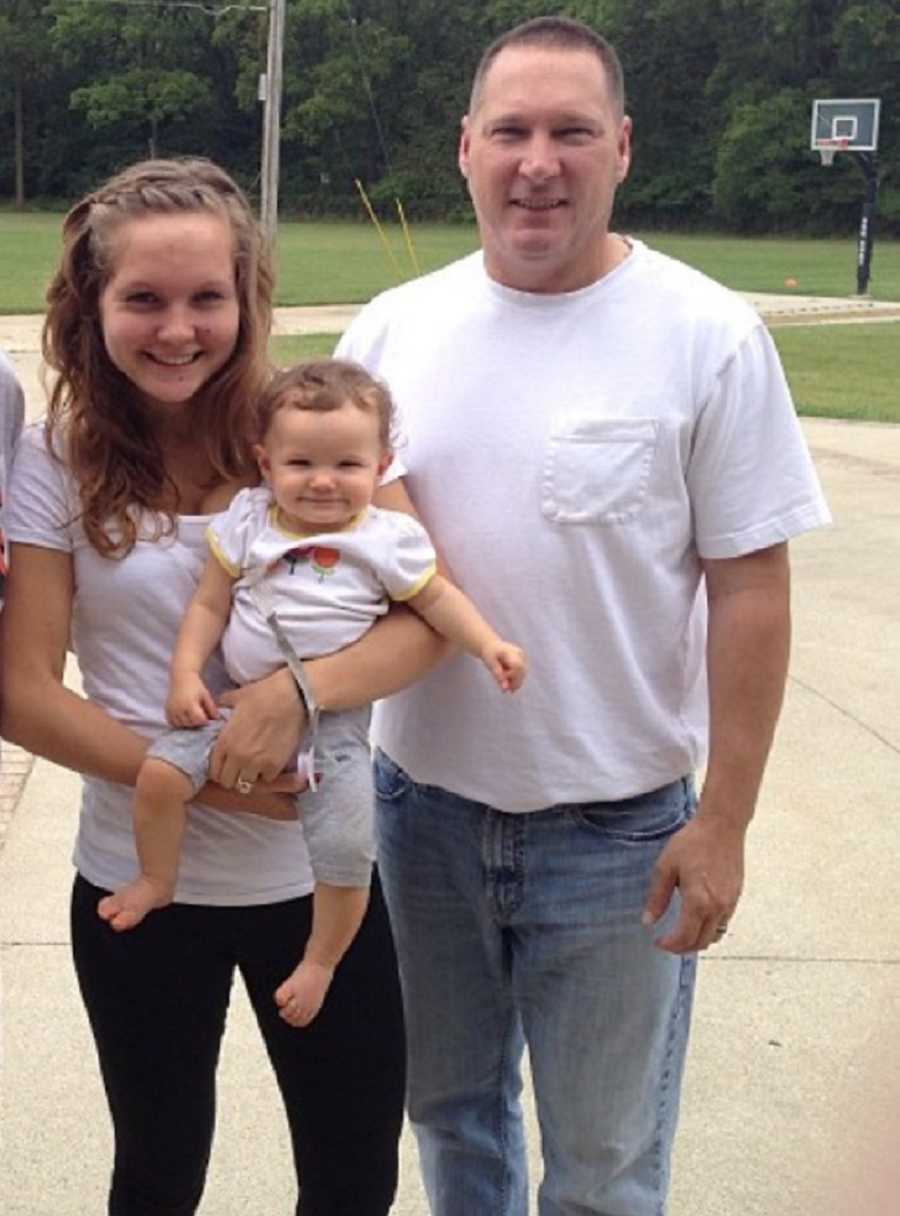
[811,98,880,164]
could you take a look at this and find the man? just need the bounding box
[339,16,830,1215]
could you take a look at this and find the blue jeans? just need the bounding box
[374,751,697,1216]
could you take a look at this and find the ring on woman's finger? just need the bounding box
[236,777,255,795]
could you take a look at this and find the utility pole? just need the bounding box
[260,0,286,250]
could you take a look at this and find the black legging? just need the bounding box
[71,872,405,1216]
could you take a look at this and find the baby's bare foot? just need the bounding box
[274,960,335,1028]
[97,876,172,932]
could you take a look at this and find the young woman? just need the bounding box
[0,157,441,1215]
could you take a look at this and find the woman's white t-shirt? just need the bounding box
[8,426,313,904]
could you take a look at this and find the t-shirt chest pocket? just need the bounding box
[541,417,659,525]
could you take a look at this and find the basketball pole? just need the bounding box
[851,152,878,296]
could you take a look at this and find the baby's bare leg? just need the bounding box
[98,759,194,931]
[275,884,370,1027]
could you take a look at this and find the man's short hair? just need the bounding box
[468,16,625,119]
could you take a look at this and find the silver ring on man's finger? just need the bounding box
[236,777,255,795]
[713,922,729,939]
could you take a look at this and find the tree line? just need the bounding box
[1,0,897,234]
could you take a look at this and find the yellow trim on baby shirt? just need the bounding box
[205,527,241,578]
[392,562,437,602]
[270,504,368,539]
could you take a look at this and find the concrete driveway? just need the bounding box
[1,300,899,1215]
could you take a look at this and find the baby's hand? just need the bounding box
[166,672,218,727]
[482,641,527,694]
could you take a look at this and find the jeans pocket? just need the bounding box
[568,778,693,841]
[373,749,413,803]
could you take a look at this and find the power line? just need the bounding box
[342,0,393,175]
[63,0,266,14]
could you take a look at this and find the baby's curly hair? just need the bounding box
[258,360,396,453]
[43,156,274,557]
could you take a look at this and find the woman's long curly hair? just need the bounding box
[43,157,274,557]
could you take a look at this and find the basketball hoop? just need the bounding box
[816,137,850,166]
[810,98,881,296]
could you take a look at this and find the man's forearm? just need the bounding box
[700,547,791,827]
[305,605,449,713]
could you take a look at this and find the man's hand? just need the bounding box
[195,780,302,820]
[210,668,306,789]
[641,812,746,954]
[643,543,791,954]
[642,542,790,953]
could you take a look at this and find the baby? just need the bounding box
[99,359,526,1027]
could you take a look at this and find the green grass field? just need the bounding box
[271,334,340,363]
[270,322,900,426]
[771,324,900,422]
[3,212,897,423]
[2,211,899,311]
[0,213,482,312]
[634,233,900,300]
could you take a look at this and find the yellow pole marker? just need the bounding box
[354,178,403,277]
[396,197,422,276]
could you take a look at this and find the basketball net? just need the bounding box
[817,137,850,166]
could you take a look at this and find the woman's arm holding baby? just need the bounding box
[1,544,149,780]
[1,544,294,818]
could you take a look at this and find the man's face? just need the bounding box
[459,45,631,294]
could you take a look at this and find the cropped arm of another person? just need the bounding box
[0,349,25,715]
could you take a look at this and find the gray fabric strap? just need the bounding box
[248,577,321,790]
[264,608,320,734]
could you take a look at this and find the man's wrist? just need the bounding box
[695,780,757,831]
[274,664,302,705]
[282,656,320,724]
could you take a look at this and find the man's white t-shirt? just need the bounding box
[337,241,831,811]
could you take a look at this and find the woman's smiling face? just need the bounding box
[98,211,240,418]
